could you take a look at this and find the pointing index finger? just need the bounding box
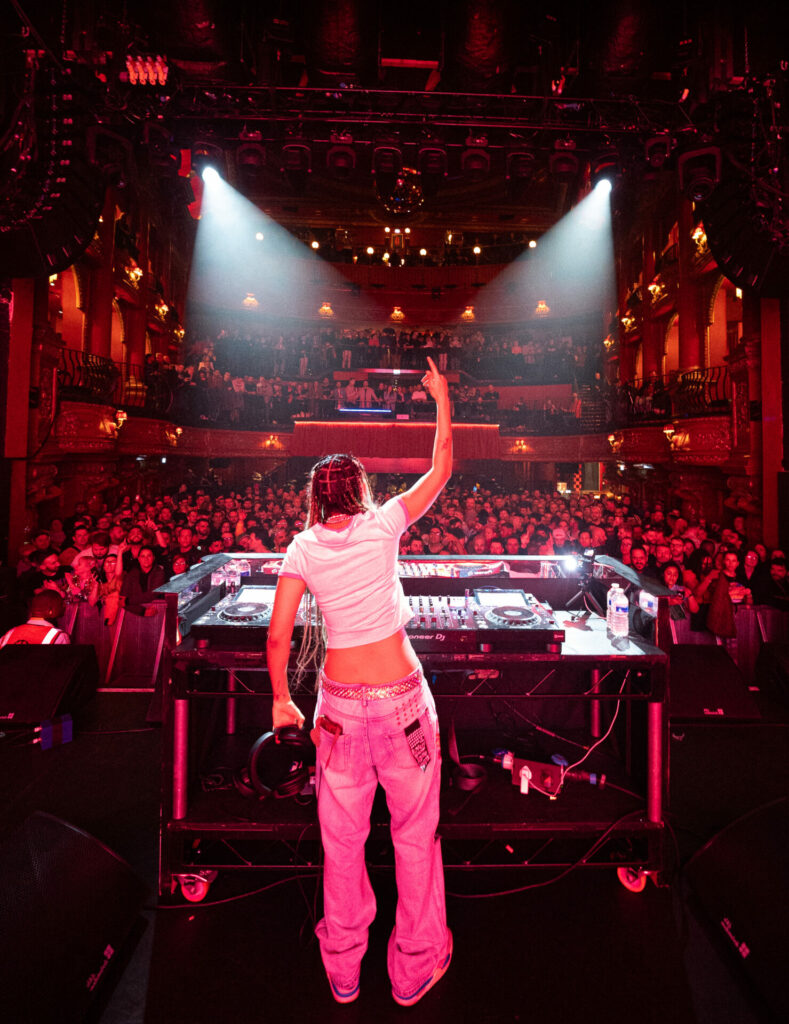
[426,356,438,374]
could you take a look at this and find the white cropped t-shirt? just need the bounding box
[279,496,413,648]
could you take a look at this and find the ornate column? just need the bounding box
[86,187,115,358]
[677,197,703,370]
[641,220,662,379]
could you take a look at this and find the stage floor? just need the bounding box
[0,692,774,1024]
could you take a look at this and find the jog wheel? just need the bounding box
[484,605,538,628]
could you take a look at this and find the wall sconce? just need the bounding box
[174,327,185,341]
[124,261,143,286]
[691,224,709,256]
[603,334,616,350]
[534,299,550,317]
[663,424,675,440]
[512,439,530,454]
[620,313,636,332]
[390,306,405,321]
[262,434,283,450]
[461,305,475,321]
[647,279,666,304]
[242,292,259,309]
[175,427,183,437]
[115,409,127,429]
[607,432,624,454]
[318,301,334,317]
[164,426,180,446]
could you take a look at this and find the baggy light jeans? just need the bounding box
[313,668,448,995]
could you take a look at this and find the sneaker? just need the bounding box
[326,972,360,1005]
[392,930,453,1007]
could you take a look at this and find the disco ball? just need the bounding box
[377,167,424,218]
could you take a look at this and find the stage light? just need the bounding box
[373,146,402,176]
[473,245,481,255]
[311,240,320,249]
[550,140,579,182]
[192,142,225,180]
[528,239,537,248]
[645,135,673,170]
[461,148,490,181]
[678,147,721,202]
[255,232,264,241]
[596,178,613,195]
[590,149,621,191]
[202,166,219,183]
[419,248,427,256]
[366,246,375,255]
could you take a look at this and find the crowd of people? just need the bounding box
[134,326,607,429]
[4,475,787,638]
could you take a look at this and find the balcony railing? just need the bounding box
[57,349,173,417]
[616,365,732,424]
[55,348,734,437]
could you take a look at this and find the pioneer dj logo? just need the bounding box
[721,917,751,959]
[410,633,445,641]
[86,944,116,991]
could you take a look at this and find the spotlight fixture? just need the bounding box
[644,135,673,170]
[311,240,320,250]
[550,140,579,182]
[373,145,402,176]
[236,144,266,189]
[326,144,356,180]
[191,142,225,180]
[590,149,621,189]
[418,146,448,177]
[281,142,311,174]
[506,150,535,180]
[461,147,490,181]
[678,147,721,202]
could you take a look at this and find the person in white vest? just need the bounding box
[0,591,70,646]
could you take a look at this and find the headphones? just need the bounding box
[234,726,315,799]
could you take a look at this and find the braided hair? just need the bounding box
[305,453,372,526]
[295,453,374,691]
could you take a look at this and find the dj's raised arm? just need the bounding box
[400,356,453,524]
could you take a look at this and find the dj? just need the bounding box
[266,357,452,1007]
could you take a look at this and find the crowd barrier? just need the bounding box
[58,599,167,690]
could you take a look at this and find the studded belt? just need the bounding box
[319,667,422,701]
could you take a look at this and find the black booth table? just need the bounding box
[155,555,668,902]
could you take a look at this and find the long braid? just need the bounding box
[295,452,373,690]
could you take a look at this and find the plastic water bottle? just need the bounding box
[606,583,619,631]
[611,587,630,637]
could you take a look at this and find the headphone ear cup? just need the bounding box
[233,766,258,798]
[247,728,315,798]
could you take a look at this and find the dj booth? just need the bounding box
[155,554,669,901]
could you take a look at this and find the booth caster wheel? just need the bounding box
[617,866,648,893]
[176,871,217,902]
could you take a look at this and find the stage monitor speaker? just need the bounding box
[754,641,789,710]
[0,812,148,1024]
[0,644,98,726]
[668,645,761,720]
[685,798,789,1020]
